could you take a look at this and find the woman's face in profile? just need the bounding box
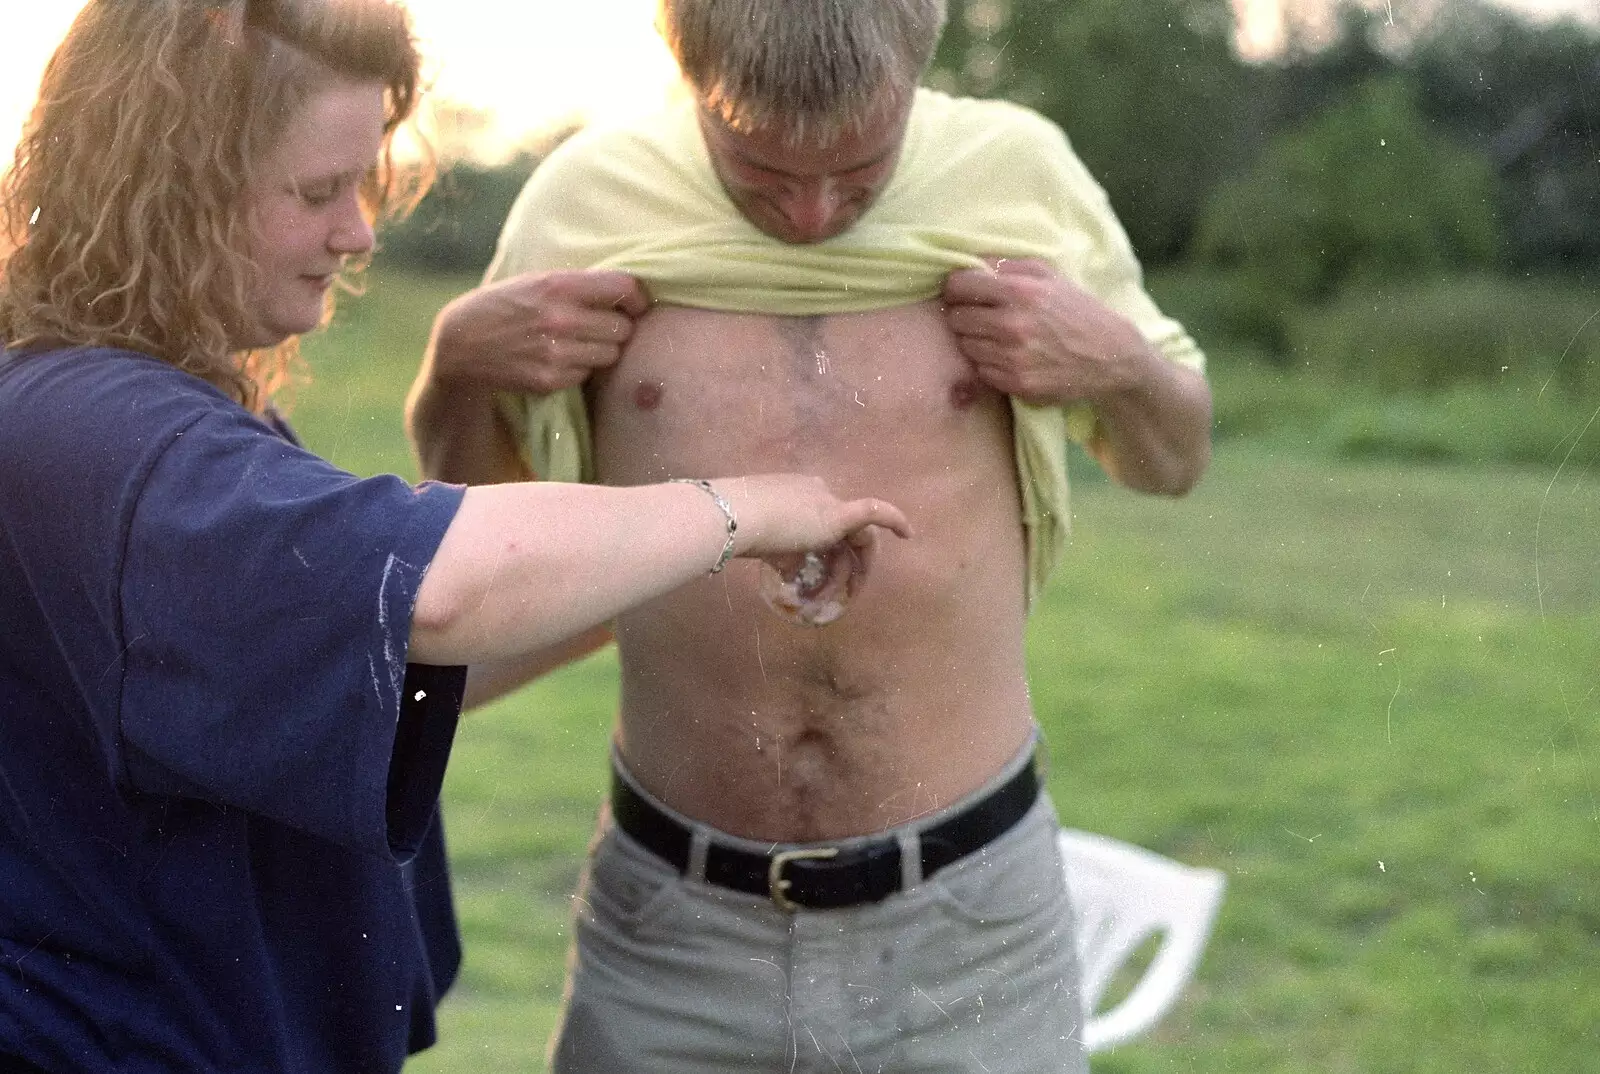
[240,78,386,350]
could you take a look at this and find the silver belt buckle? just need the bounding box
[767,846,839,912]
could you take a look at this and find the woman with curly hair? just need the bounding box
[0,2,908,1070]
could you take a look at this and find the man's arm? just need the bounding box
[943,258,1210,496]
[1077,352,1211,496]
[403,269,651,694]
[404,269,650,485]
[461,624,615,710]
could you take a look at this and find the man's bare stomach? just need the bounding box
[590,301,1035,841]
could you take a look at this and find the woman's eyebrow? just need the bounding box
[285,165,366,194]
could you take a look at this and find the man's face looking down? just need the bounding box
[697,97,913,245]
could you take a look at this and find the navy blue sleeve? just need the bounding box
[390,663,468,857]
[0,348,469,860]
[116,397,468,857]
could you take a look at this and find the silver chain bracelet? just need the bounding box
[670,478,738,574]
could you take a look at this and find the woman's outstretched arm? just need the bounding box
[409,475,908,667]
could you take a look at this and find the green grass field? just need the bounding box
[297,266,1599,1073]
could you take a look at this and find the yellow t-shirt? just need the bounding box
[487,88,1204,605]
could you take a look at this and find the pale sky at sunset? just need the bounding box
[2,0,1598,164]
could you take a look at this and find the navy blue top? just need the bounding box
[0,346,470,1073]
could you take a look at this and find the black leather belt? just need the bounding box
[610,753,1040,912]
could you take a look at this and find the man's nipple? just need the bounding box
[949,378,982,410]
[633,381,664,410]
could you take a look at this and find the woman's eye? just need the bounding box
[297,181,339,207]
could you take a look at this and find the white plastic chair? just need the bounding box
[1059,829,1227,1053]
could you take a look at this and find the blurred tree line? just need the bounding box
[385,0,1597,281]
[927,0,1600,394]
[378,0,1598,395]
[931,0,1599,277]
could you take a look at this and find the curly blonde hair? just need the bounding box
[0,0,429,409]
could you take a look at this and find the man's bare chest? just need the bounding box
[589,303,1009,485]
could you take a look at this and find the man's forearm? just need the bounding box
[405,348,532,486]
[1084,352,1212,497]
[462,624,614,710]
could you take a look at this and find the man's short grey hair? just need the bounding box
[659,0,948,142]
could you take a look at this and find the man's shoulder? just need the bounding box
[899,89,1093,215]
[535,97,702,178]
[490,97,712,278]
[910,88,1068,156]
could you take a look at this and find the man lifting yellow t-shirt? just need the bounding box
[486,87,1203,603]
[407,4,1211,1069]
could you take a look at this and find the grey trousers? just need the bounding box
[549,757,1089,1074]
